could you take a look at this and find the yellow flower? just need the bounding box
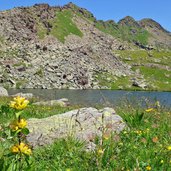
[146,166,151,170]
[11,145,19,153]
[19,143,32,155]
[11,142,32,155]
[10,96,29,110]
[160,160,164,164]
[9,119,27,131]
[66,169,71,171]
[167,146,171,151]
[17,119,27,129]
[103,134,109,140]
[9,121,19,131]
[146,128,150,132]
[134,130,142,135]
[97,148,104,155]
[145,108,155,112]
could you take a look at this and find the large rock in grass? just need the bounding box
[0,87,8,96]
[27,107,126,148]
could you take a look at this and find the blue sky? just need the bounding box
[0,0,171,31]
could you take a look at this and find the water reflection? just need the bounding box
[8,89,171,108]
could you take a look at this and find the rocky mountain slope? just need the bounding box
[0,3,170,90]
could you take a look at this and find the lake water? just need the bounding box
[8,89,171,108]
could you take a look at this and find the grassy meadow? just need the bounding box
[95,50,171,91]
[0,96,171,170]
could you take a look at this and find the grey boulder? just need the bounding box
[0,87,8,96]
[27,107,126,148]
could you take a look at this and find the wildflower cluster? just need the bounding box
[1,96,32,170]
[10,118,27,131]
[11,142,32,155]
[9,96,31,153]
[10,96,29,110]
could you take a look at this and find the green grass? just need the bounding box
[69,3,96,22]
[114,50,171,66]
[0,98,171,170]
[95,21,149,45]
[32,138,93,170]
[0,48,19,59]
[36,22,47,39]
[118,25,149,45]
[0,35,4,44]
[111,50,171,91]
[95,72,142,91]
[94,50,168,92]
[50,10,83,43]
[13,62,27,68]
[133,66,171,91]
[0,99,79,124]
[31,105,171,170]
[95,20,120,38]
[15,80,28,89]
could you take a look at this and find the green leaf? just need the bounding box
[15,111,23,119]
[21,128,30,135]
[0,144,4,159]
[138,112,144,122]
[6,160,17,171]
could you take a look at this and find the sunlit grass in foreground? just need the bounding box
[0,97,170,170]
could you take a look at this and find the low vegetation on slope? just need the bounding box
[95,50,171,91]
[133,66,171,91]
[95,20,149,46]
[118,50,171,91]
[36,9,83,43]
[50,10,83,43]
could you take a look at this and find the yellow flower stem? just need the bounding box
[18,115,22,171]
[18,116,21,144]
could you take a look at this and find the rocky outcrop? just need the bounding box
[132,79,148,89]
[139,19,171,48]
[27,107,126,148]
[0,3,170,89]
[118,16,141,28]
[0,4,132,89]
[0,87,8,96]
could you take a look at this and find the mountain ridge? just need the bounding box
[0,2,170,48]
[0,3,171,91]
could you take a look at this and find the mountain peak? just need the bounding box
[34,3,50,7]
[118,16,140,28]
[139,18,170,33]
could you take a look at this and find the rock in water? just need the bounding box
[0,87,8,96]
[33,98,70,107]
[11,92,34,99]
[27,107,126,148]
